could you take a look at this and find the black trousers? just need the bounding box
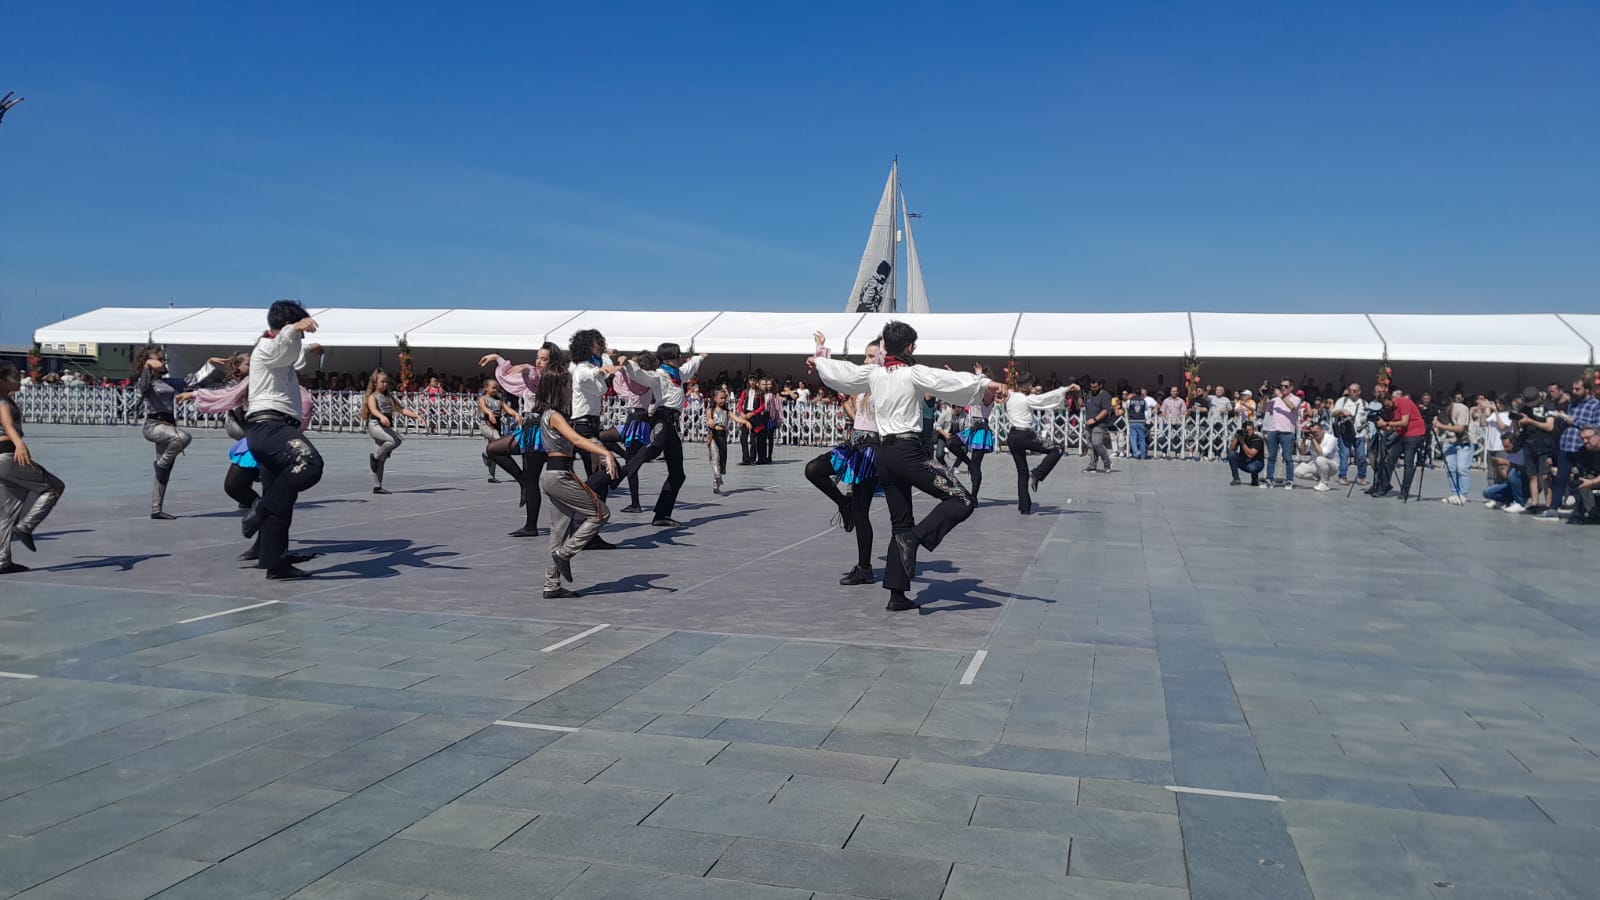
[739,426,753,464]
[709,430,728,474]
[571,416,623,500]
[757,427,776,463]
[622,409,686,520]
[1006,428,1062,514]
[223,463,259,509]
[244,418,324,570]
[877,437,975,593]
[804,449,878,571]
[1387,433,1425,497]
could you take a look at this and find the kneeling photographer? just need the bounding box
[1227,420,1266,487]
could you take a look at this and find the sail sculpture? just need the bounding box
[844,160,932,314]
[902,190,930,314]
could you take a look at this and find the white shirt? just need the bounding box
[1313,432,1338,460]
[570,359,610,419]
[624,356,703,411]
[814,354,990,435]
[1333,395,1372,440]
[1004,386,1070,430]
[247,328,311,419]
[1484,410,1509,450]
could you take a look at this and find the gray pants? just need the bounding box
[0,454,65,567]
[143,419,192,514]
[480,423,499,475]
[1089,424,1112,471]
[541,465,610,591]
[368,421,402,486]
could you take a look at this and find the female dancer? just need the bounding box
[600,350,657,513]
[945,364,995,500]
[132,344,195,520]
[481,344,559,536]
[362,369,426,494]
[0,363,66,574]
[536,362,619,599]
[705,388,730,495]
[478,380,522,483]
[803,339,881,586]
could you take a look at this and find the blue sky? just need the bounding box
[2,2,1597,345]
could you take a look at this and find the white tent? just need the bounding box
[1558,314,1600,365]
[1369,314,1591,365]
[694,312,868,355]
[1192,313,1385,360]
[556,310,723,355]
[406,309,585,351]
[150,306,333,347]
[1012,313,1192,358]
[843,312,1015,356]
[35,307,211,346]
[309,308,452,349]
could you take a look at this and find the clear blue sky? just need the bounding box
[3,1,1597,345]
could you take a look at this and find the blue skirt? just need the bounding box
[960,423,995,453]
[515,421,544,454]
[621,410,651,447]
[228,438,258,469]
[829,432,879,485]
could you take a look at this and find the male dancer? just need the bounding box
[602,350,657,513]
[804,339,882,586]
[811,324,996,611]
[240,301,324,580]
[1004,373,1078,514]
[737,375,765,465]
[620,343,707,527]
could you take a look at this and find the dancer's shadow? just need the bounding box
[914,577,1056,614]
[583,572,676,595]
[682,509,759,529]
[190,498,367,519]
[616,530,693,550]
[713,487,770,497]
[393,487,465,495]
[43,553,171,573]
[27,529,92,542]
[291,539,465,580]
[912,559,961,575]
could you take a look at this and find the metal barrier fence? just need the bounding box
[15,385,1487,468]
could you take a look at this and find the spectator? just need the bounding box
[1482,397,1511,485]
[1261,377,1301,489]
[1082,377,1114,473]
[1417,391,1440,468]
[1435,391,1473,504]
[1571,427,1600,525]
[1227,421,1266,486]
[1511,386,1561,518]
[1551,378,1600,520]
[1294,422,1338,491]
[1125,388,1148,460]
[1206,385,1232,459]
[1331,382,1369,485]
[1236,388,1256,422]
[1374,388,1427,500]
[1158,386,1186,460]
[1483,433,1529,511]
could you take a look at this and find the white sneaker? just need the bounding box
[1484,500,1501,509]
[1283,483,1294,490]
[1258,482,1269,489]
[1503,502,1525,513]
[1314,483,1331,492]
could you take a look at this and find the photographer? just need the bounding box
[1226,420,1266,487]
[1434,391,1473,505]
[1551,379,1599,520]
[1571,427,1600,525]
[1371,387,1426,499]
[1483,433,1530,512]
[1510,387,1562,519]
[1260,378,1302,489]
[1331,382,1370,485]
[1294,422,1338,491]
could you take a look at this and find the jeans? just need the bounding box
[1128,421,1148,459]
[1442,442,1473,498]
[1338,436,1368,480]
[1483,469,1527,506]
[1264,431,1294,483]
[1551,449,1581,508]
[1227,452,1265,484]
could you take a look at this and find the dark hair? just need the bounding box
[569,329,605,362]
[535,365,572,416]
[656,342,682,363]
[131,343,164,375]
[267,300,310,331]
[880,321,917,358]
[1016,371,1037,389]
[0,363,18,383]
[633,349,659,370]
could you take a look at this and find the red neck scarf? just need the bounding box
[881,354,910,370]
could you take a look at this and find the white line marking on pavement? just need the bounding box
[0,671,39,680]
[1166,785,1284,802]
[540,624,610,653]
[959,649,989,685]
[672,527,835,596]
[493,720,579,733]
[178,600,282,624]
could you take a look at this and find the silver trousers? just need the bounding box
[480,423,499,474]
[368,421,402,486]
[0,454,65,566]
[541,465,610,591]
[143,419,191,513]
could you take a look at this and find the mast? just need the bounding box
[889,157,899,314]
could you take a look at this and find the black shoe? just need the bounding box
[508,527,540,538]
[150,512,176,521]
[1371,490,1393,498]
[737,461,752,466]
[14,531,36,553]
[241,509,260,539]
[839,566,875,586]
[586,536,617,550]
[1229,478,1241,486]
[652,518,682,528]
[237,548,259,562]
[488,477,501,484]
[1082,466,1098,474]
[368,455,378,473]
[886,590,918,612]
[621,504,643,513]
[543,587,581,599]
[0,562,29,575]
[265,566,311,581]
[837,500,855,533]
[552,552,573,583]
[237,502,253,510]
[1030,473,1042,493]
[372,486,390,495]
[891,532,920,584]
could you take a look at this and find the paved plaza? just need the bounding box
[0,426,1597,899]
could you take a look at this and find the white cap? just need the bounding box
[1241,389,1253,398]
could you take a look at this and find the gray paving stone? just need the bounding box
[328,837,587,898]
[708,742,898,783]
[546,728,728,765]
[396,801,535,849]
[1076,777,1178,816]
[129,782,350,862]
[972,795,1183,849]
[592,757,789,801]
[287,878,429,900]
[887,759,1079,804]
[498,814,733,876]
[9,848,208,900]
[709,837,951,900]
[943,863,1189,900]
[704,717,832,749]
[0,802,189,893]
[639,713,725,738]
[771,773,979,825]
[501,748,619,783]
[280,662,435,690]
[461,773,669,822]
[281,737,452,792]
[551,864,813,900]
[849,815,1069,875]
[643,793,859,846]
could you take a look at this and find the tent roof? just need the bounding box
[34,307,211,345]
[844,312,1015,356]
[308,308,452,349]
[150,307,334,347]
[406,309,586,351]
[1192,313,1385,360]
[1011,313,1191,358]
[694,312,868,355]
[1369,314,1592,365]
[1558,314,1600,365]
[556,310,723,355]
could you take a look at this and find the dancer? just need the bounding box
[944,364,995,500]
[620,343,708,527]
[362,369,426,495]
[601,350,658,513]
[737,375,764,465]
[481,346,559,537]
[804,339,882,586]
[811,325,997,611]
[536,364,619,599]
[240,301,325,580]
[0,363,66,574]
[1004,373,1078,514]
[477,379,522,483]
[759,377,783,464]
[705,388,730,494]
[132,344,196,520]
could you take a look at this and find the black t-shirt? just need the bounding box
[1125,397,1146,422]
[1577,448,1600,479]
[1084,390,1112,426]
[1237,433,1265,458]
[0,396,20,453]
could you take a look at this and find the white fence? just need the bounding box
[15,385,1486,467]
